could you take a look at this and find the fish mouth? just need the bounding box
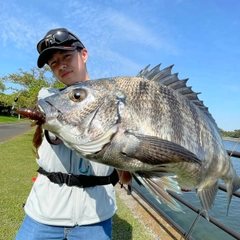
[38,99,62,123]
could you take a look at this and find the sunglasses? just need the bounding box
[37,30,84,53]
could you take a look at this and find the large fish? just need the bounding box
[21,64,240,216]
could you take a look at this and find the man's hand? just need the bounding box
[116,170,132,184]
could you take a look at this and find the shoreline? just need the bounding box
[222,137,240,142]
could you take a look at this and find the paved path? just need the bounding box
[0,122,31,144]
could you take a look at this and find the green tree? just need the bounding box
[0,66,64,109]
[219,128,240,138]
[233,129,240,138]
[0,81,5,92]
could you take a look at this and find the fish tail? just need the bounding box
[136,173,184,213]
[226,170,240,215]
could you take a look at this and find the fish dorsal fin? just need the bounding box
[137,64,216,126]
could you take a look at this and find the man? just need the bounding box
[15,28,131,240]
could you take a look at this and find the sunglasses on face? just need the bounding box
[37,30,83,53]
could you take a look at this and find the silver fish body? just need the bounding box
[38,64,240,215]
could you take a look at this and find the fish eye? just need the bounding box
[69,89,86,102]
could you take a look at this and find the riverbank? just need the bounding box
[222,137,240,142]
[115,183,182,240]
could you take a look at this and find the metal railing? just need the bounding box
[226,150,240,158]
[124,149,240,240]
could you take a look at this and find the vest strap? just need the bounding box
[37,167,119,188]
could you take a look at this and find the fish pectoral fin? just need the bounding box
[124,131,201,165]
[135,172,184,213]
[197,182,219,219]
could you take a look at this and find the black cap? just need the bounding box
[37,28,85,68]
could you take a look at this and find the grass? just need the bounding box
[113,195,155,240]
[0,115,27,124]
[0,130,37,239]
[0,130,155,240]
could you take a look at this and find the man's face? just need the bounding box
[48,49,89,86]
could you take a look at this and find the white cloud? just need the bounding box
[58,1,178,53]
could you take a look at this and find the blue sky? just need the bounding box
[0,0,239,131]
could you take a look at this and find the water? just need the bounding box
[133,139,240,240]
